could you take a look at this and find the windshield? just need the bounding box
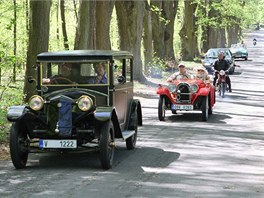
[41,61,109,85]
[206,49,231,59]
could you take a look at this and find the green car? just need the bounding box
[230,43,248,60]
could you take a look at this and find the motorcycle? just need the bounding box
[216,70,227,98]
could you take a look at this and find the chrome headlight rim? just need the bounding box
[168,84,177,93]
[77,95,93,111]
[190,84,199,93]
[29,95,44,111]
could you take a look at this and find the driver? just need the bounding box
[43,62,76,84]
[166,63,191,82]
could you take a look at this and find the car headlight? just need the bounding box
[168,84,177,93]
[77,95,93,111]
[29,95,44,111]
[190,84,199,93]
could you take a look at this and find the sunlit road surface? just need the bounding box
[0,31,264,198]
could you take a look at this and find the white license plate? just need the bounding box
[39,140,77,149]
[173,105,193,110]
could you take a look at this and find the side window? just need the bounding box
[113,59,123,85]
[126,59,132,82]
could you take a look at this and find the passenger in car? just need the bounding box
[166,63,191,82]
[88,63,108,84]
[193,65,211,84]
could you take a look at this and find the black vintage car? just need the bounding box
[7,50,142,169]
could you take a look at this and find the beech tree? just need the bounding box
[115,1,145,81]
[24,0,51,101]
[179,0,199,61]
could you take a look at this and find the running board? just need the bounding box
[122,130,135,140]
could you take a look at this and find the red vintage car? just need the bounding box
[156,79,216,121]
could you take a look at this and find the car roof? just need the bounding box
[208,48,230,52]
[37,50,133,62]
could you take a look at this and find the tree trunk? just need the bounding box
[163,0,178,61]
[115,1,145,81]
[13,0,17,82]
[56,0,60,46]
[95,0,115,50]
[226,22,240,47]
[23,0,51,101]
[179,0,199,61]
[150,0,165,60]
[60,0,69,50]
[143,0,153,73]
[74,0,96,50]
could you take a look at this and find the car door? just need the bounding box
[112,58,128,128]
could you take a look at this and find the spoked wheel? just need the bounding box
[201,96,209,121]
[10,123,29,169]
[126,111,138,150]
[99,121,115,169]
[158,96,166,121]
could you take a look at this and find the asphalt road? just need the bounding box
[1,31,264,198]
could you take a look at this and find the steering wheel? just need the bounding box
[52,76,73,84]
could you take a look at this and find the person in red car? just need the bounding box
[166,63,191,82]
[193,65,211,84]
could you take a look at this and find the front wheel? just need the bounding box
[158,96,166,121]
[201,96,209,121]
[10,122,29,169]
[221,82,226,98]
[99,121,115,169]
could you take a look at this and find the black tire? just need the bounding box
[126,112,138,150]
[208,95,213,115]
[201,96,209,121]
[245,57,248,61]
[221,82,225,98]
[158,96,165,121]
[171,110,177,114]
[9,122,29,169]
[99,121,115,169]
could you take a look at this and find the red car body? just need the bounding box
[156,79,216,121]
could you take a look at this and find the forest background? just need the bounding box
[0,0,263,142]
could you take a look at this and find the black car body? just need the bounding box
[202,48,235,74]
[7,50,142,169]
[229,43,248,60]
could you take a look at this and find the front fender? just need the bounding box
[95,107,122,139]
[198,87,210,96]
[7,106,29,122]
[156,86,174,103]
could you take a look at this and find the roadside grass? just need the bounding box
[0,80,24,143]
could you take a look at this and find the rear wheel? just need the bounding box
[99,121,115,169]
[201,96,209,121]
[10,123,29,169]
[158,96,166,121]
[126,111,138,150]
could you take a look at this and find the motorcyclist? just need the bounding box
[213,52,232,92]
[253,38,257,46]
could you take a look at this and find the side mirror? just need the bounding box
[28,76,36,84]
[117,76,125,84]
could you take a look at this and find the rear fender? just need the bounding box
[127,99,142,130]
